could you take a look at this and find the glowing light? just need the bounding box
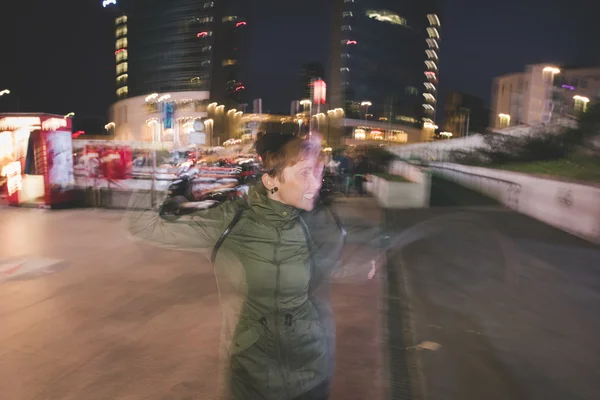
[145,93,158,102]
[423,122,438,129]
[197,31,209,37]
[234,111,243,116]
[427,27,440,39]
[115,49,125,54]
[0,132,13,159]
[543,67,560,74]
[440,131,453,138]
[235,86,245,91]
[300,99,312,106]
[424,82,436,90]
[427,14,441,26]
[64,112,75,118]
[361,101,372,106]
[72,130,85,138]
[105,122,115,130]
[0,117,41,130]
[573,95,590,103]
[562,85,575,90]
[1,162,22,196]
[313,80,327,105]
[146,118,159,126]
[103,0,116,7]
[498,113,511,126]
[0,89,10,96]
[425,49,438,59]
[235,22,247,27]
[426,38,438,49]
[422,104,435,110]
[157,94,171,102]
[346,40,357,45]
[425,60,438,70]
[42,118,68,131]
[425,71,437,80]
[423,93,436,101]
[365,9,407,26]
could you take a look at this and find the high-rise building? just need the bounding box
[329,0,442,130]
[300,63,325,100]
[102,0,247,143]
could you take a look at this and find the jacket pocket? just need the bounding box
[230,328,260,355]
[287,320,327,371]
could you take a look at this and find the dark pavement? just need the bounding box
[384,176,600,400]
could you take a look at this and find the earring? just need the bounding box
[269,187,279,194]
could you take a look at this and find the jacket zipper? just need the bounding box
[273,227,289,398]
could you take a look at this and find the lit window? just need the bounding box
[201,60,211,66]
[116,74,128,84]
[117,86,128,97]
[422,104,434,110]
[424,71,437,80]
[427,27,440,39]
[427,14,441,27]
[115,15,127,25]
[423,93,436,101]
[197,31,213,37]
[425,49,438,59]
[405,86,418,95]
[116,62,128,74]
[341,53,351,58]
[343,11,353,17]
[115,49,128,62]
[365,9,408,26]
[203,1,214,8]
[199,16,213,23]
[202,45,212,52]
[342,25,352,31]
[340,67,350,72]
[222,59,237,66]
[115,25,128,37]
[426,38,439,49]
[342,40,357,45]
[425,60,438,70]
[116,38,128,49]
[222,16,238,22]
[424,82,436,91]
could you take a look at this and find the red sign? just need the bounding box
[313,79,326,105]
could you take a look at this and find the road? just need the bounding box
[383,176,600,400]
[0,198,387,400]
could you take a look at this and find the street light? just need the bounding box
[361,101,372,122]
[64,112,75,118]
[0,89,10,96]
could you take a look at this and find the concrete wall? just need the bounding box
[366,160,430,209]
[431,162,600,243]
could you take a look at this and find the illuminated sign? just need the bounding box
[312,79,327,105]
[1,161,22,196]
[42,118,67,131]
[0,117,41,130]
[103,0,117,7]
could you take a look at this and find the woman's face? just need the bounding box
[264,155,324,211]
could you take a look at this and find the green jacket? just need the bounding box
[124,184,347,399]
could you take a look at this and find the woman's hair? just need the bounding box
[260,135,323,181]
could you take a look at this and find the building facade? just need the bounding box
[443,91,489,137]
[491,64,600,130]
[102,0,247,144]
[329,0,442,137]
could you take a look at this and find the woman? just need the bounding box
[125,134,346,400]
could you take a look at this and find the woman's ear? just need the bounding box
[261,173,278,190]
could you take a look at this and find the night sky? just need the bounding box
[0,0,598,127]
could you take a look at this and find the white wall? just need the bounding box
[432,162,600,243]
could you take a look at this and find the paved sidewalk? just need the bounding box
[0,198,388,400]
